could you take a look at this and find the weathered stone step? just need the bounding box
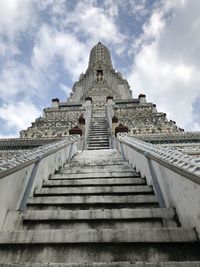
[89,129,108,131]
[43,177,145,187]
[24,208,175,221]
[73,149,119,157]
[89,136,109,138]
[64,161,128,167]
[90,123,107,125]
[51,172,140,179]
[89,137,109,143]
[0,228,197,244]
[88,143,109,147]
[90,129,108,131]
[24,220,164,231]
[27,195,158,205]
[88,143,109,146]
[89,133,108,135]
[89,133,108,136]
[68,160,125,166]
[87,148,110,150]
[90,126,108,128]
[61,165,134,174]
[2,261,200,267]
[34,185,153,196]
[88,136,109,139]
[1,243,200,264]
[88,140,109,143]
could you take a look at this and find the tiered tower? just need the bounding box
[0,43,199,266]
[19,42,190,142]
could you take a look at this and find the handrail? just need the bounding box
[0,135,81,180]
[117,134,200,184]
[84,103,92,150]
[106,103,114,148]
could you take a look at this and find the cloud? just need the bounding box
[0,0,35,38]
[0,101,41,135]
[0,0,199,138]
[31,24,89,80]
[128,0,200,131]
[59,83,71,96]
[0,61,41,102]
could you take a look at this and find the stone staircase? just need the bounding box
[0,149,200,266]
[88,109,110,150]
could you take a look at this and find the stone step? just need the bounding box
[88,139,109,142]
[60,166,135,174]
[22,208,175,230]
[27,195,158,206]
[88,140,109,143]
[1,243,200,264]
[88,139,109,141]
[0,228,197,244]
[2,261,200,267]
[91,124,107,126]
[88,143,109,147]
[89,133,109,136]
[90,125,108,128]
[64,161,127,167]
[70,158,124,166]
[69,160,125,165]
[90,128,108,130]
[91,123,107,125]
[89,135,109,138]
[90,135,108,139]
[88,147,110,150]
[51,172,140,179]
[88,144,110,147]
[87,147,110,150]
[23,220,164,231]
[88,138,109,141]
[89,132,108,134]
[90,129,108,135]
[24,208,175,221]
[90,127,108,129]
[43,177,145,187]
[34,185,153,196]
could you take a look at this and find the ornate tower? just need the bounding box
[19,42,193,145]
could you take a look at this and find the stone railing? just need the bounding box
[0,135,82,229]
[0,135,81,178]
[0,137,60,148]
[130,131,200,143]
[83,101,92,150]
[116,133,200,236]
[106,101,114,148]
[118,134,200,179]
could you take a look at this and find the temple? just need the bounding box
[0,42,200,266]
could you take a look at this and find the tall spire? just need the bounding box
[88,42,113,69]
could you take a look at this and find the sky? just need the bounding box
[0,0,200,138]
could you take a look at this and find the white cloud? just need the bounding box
[128,0,200,131]
[59,83,71,96]
[49,0,126,47]
[0,0,36,42]
[0,0,199,138]
[0,101,41,135]
[0,60,44,102]
[32,25,89,80]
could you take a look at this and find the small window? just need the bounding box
[97,70,103,76]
